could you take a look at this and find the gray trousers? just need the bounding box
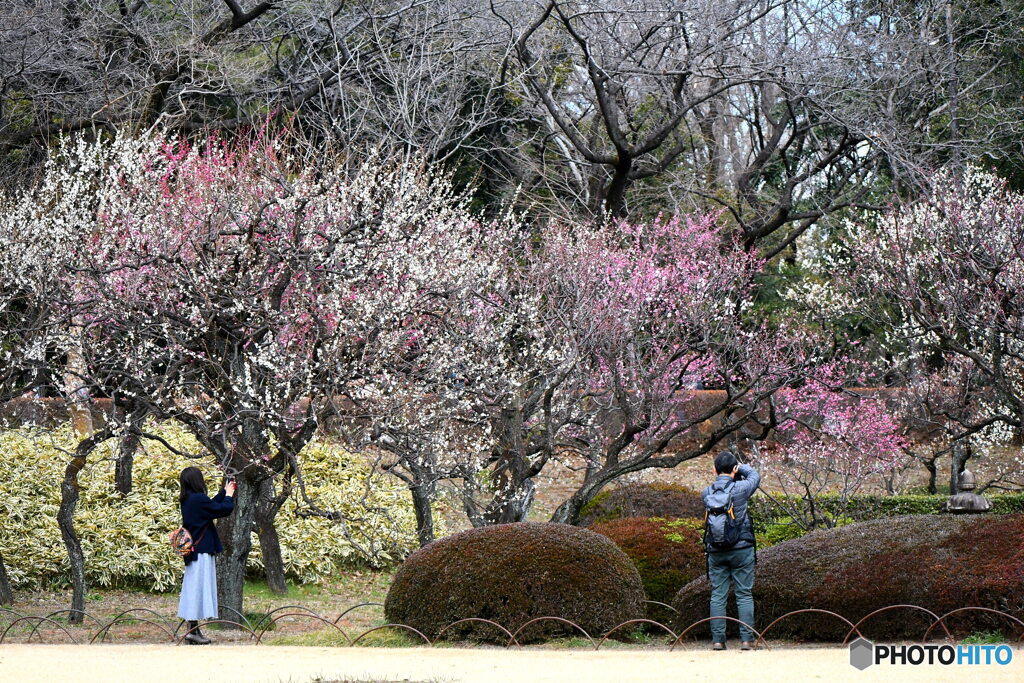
[708,546,755,642]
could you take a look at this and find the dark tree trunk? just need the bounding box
[549,494,586,526]
[216,470,259,625]
[550,472,612,526]
[254,478,287,595]
[57,430,109,624]
[0,550,13,605]
[57,454,88,625]
[114,430,139,497]
[950,442,970,494]
[924,457,938,495]
[410,481,436,547]
[600,158,633,218]
[481,406,535,525]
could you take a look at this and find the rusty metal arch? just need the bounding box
[0,616,79,645]
[217,605,256,631]
[754,609,862,649]
[250,605,325,634]
[0,607,27,621]
[108,607,177,625]
[507,617,596,648]
[669,616,765,651]
[350,623,432,647]
[174,619,257,645]
[334,602,385,625]
[27,610,104,642]
[253,612,352,645]
[90,616,178,644]
[643,601,680,615]
[921,607,1024,644]
[434,618,520,647]
[596,619,678,650]
[842,605,950,646]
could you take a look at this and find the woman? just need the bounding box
[177,466,235,645]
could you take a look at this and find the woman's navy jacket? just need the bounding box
[181,489,235,565]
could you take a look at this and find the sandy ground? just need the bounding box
[1,645,1022,683]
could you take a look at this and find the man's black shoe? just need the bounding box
[712,642,726,651]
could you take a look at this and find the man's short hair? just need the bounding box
[714,450,738,474]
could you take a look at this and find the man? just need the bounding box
[702,450,760,651]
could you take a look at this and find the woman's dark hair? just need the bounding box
[714,450,738,475]
[179,467,208,508]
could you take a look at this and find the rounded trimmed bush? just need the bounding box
[384,522,645,642]
[672,514,1024,640]
[590,517,705,624]
[580,482,704,526]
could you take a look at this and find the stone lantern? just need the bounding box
[945,470,992,514]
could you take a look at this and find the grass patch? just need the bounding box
[266,624,422,648]
[540,636,596,649]
[960,630,1006,645]
[351,626,422,647]
[269,627,350,647]
[244,579,324,601]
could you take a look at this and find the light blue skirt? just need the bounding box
[177,553,219,620]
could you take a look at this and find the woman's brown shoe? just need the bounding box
[713,642,726,651]
[740,641,755,651]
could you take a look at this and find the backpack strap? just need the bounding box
[711,480,736,518]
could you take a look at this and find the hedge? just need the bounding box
[0,424,426,591]
[673,514,1024,640]
[589,517,705,623]
[579,482,705,526]
[385,522,645,642]
[750,492,1024,528]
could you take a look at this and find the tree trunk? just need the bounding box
[601,158,633,218]
[924,457,938,495]
[216,471,259,625]
[254,478,287,595]
[484,478,535,524]
[480,406,535,525]
[63,326,93,438]
[549,494,585,526]
[57,430,109,624]
[410,480,436,547]
[0,550,13,605]
[114,430,139,497]
[550,474,610,526]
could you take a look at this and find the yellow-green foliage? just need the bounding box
[0,423,427,591]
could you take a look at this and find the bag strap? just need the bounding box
[187,522,211,553]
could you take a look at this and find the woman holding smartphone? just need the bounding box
[177,467,236,645]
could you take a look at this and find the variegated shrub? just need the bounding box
[0,423,425,591]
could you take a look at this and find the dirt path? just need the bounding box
[1,644,1021,682]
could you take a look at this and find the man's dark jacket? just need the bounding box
[181,489,234,565]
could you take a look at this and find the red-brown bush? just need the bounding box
[672,514,1024,640]
[385,522,645,642]
[579,482,705,526]
[590,517,705,623]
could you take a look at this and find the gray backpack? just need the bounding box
[703,481,744,551]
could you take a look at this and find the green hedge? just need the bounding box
[750,492,1024,527]
[0,424,426,591]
